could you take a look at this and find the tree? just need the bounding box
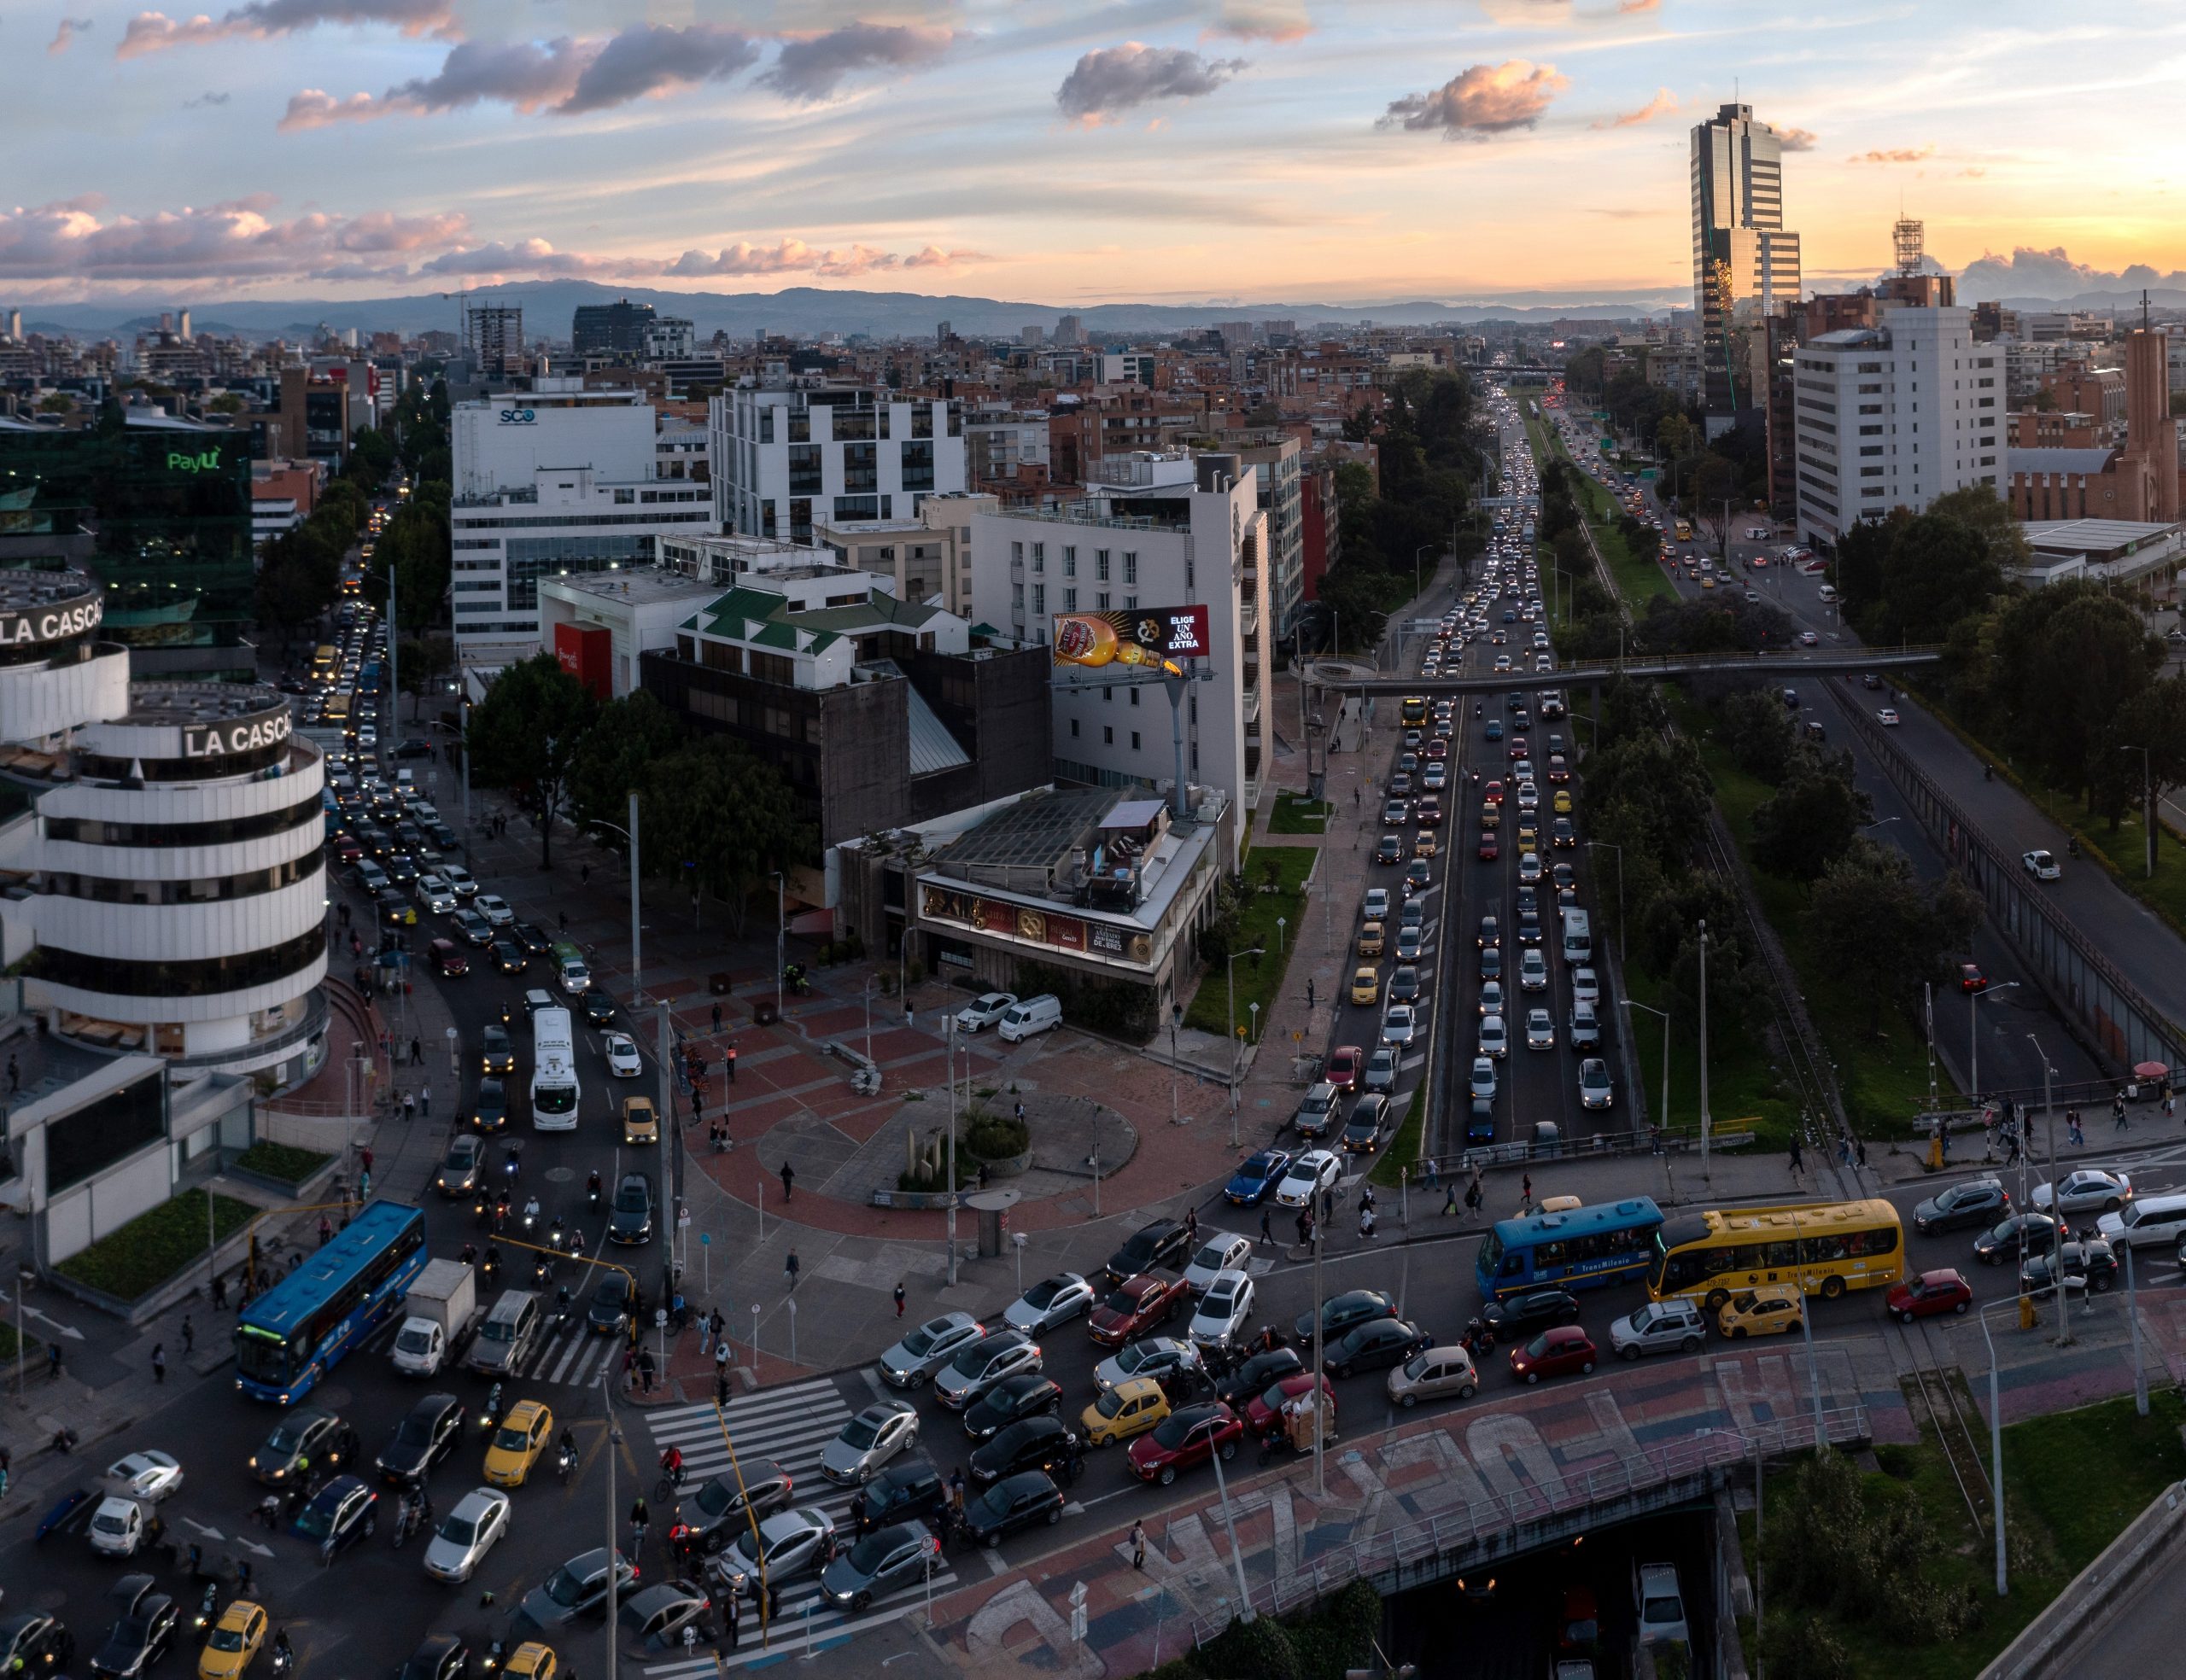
[2101,675,2186,839]
[207,392,246,415]
[1751,755,1869,880]
[395,634,455,725]
[1871,511,2005,645]
[1314,565,1396,652]
[1926,483,2031,569]
[1986,581,2162,802]
[465,654,599,869]
[640,736,815,931]
[1715,686,1800,785]
[1830,511,1899,631]
[1583,732,1715,874]
[1805,841,1981,1035]
[568,691,687,835]
[254,531,339,649]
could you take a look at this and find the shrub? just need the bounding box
[962,1112,1030,1160]
[233,1140,334,1187]
[56,1189,255,1302]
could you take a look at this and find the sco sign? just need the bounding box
[498,409,537,425]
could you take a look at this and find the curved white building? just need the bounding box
[0,571,328,1087]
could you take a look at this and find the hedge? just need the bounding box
[233,1140,335,1187]
[56,1188,257,1303]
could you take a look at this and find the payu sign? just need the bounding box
[166,447,224,474]
[182,710,292,758]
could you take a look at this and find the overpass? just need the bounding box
[1305,644,1945,697]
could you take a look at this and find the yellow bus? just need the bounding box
[1400,695,1429,726]
[324,691,351,724]
[1647,1198,1903,1310]
[1674,520,1692,543]
[311,645,337,678]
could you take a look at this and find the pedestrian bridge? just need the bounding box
[1307,645,1943,697]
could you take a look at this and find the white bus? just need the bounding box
[530,1006,580,1131]
[1561,907,1593,965]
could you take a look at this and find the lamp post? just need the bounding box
[1977,1298,2013,1598]
[1697,919,1712,1181]
[773,870,786,1021]
[603,1371,624,1680]
[1413,542,1434,604]
[587,793,644,1004]
[2118,744,2155,878]
[1585,841,1624,966]
[1969,983,2020,1104]
[1225,948,1265,1146]
[1622,998,1669,1142]
[945,1016,960,1287]
[1168,1002,1183,1126]
[2025,1033,2069,1347]
[1786,1205,1828,1453]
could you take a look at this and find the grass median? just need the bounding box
[55,1187,257,1304]
[1184,846,1319,1039]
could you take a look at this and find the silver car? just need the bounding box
[820,1401,920,1486]
[933,1331,1043,1410]
[877,1312,985,1389]
[1608,1298,1707,1361]
[1003,1274,1095,1336]
[1091,1336,1199,1396]
[422,1486,511,1583]
[1181,1234,1253,1294]
[707,1507,838,1599]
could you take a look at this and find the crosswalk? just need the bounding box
[635,1376,965,1675]
[512,1321,627,1389]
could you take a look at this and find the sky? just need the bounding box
[7,0,2186,308]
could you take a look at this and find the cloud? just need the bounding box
[1959,166,1986,179]
[662,240,991,279]
[279,89,389,129]
[1776,125,1818,151]
[1381,60,1567,138]
[1617,0,1661,12]
[1848,145,1933,164]
[1955,246,2186,302]
[1056,43,1245,123]
[118,0,456,57]
[1206,0,1311,42]
[559,24,762,115]
[762,22,954,102]
[1593,86,1678,129]
[50,17,93,53]
[0,196,468,281]
[184,90,231,107]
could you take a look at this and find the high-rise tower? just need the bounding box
[1691,102,1802,417]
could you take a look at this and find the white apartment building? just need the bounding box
[1236,435,1303,636]
[1791,306,2001,548]
[707,388,967,545]
[450,376,715,662]
[970,452,1269,828]
[963,410,1051,483]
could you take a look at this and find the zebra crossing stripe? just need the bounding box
[637,1571,956,1677]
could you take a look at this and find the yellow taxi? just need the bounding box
[1553,790,1573,815]
[1357,921,1385,959]
[1080,1376,1171,1447]
[197,1603,267,1680]
[1700,575,1717,590]
[1349,966,1380,1007]
[621,1097,658,1146]
[1516,821,1539,851]
[1717,1286,1803,1340]
[1480,801,1500,831]
[501,1645,558,1680]
[483,1398,555,1487]
[1413,830,1438,860]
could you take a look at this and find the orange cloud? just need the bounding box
[1849,146,1934,165]
[1593,86,1678,129]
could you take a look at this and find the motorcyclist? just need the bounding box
[587,1168,603,1204]
[459,1242,477,1266]
[482,1241,502,1278]
[523,1195,541,1228]
[272,1630,294,1670]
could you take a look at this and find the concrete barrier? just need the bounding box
[1980,1480,2186,1680]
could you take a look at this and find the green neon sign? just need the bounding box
[165,447,224,474]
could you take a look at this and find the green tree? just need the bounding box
[2100,675,2186,837]
[254,530,339,649]
[1873,512,2004,645]
[568,691,687,835]
[465,654,599,869]
[640,736,814,931]
[1314,565,1396,652]
[1926,482,2031,569]
[1805,840,1981,1034]
[395,634,455,726]
[1715,685,1800,785]
[1751,755,1869,880]
[1583,732,1714,874]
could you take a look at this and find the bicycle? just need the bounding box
[653,1469,687,1501]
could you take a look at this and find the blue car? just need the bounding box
[1484,720,1504,741]
[1224,1149,1295,1206]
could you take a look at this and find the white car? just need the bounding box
[476,894,515,926]
[1188,1270,1256,1351]
[1519,948,1549,991]
[1002,1272,1096,1334]
[441,864,479,898]
[1470,1057,1498,1101]
[1877,708,1900,726]
[604,1032,642,1077]
[1525,1008,1556,1051]
[424,1486,512,1583]
[1181,1234,1254,1294]
[2022,849,2061,882]
[1634,1561,1689,1645]
[1091,1336,1199,1396]
[954,992,1018,1033]
[1274,1149,1341,1209]
[103,1450,184,1502]
[1477,1014,1508,1059]
[1571,967,1600,1006]
[1363,888,1391,920]
[418,873,458,913]
[1381,1004,1417,1047]
[2031,1169,2132,1217]
[1578,1058,1614,1111]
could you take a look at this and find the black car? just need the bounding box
[398,1636,471,1680]
[514,1549,640,1634]
[394,738,434,761]
[1481,1288,1581,1339]
[588,1272,640,1335]
[1973,1212,2060,1266]
[387,855,420,886]
[609,1173,656,1245]
[686,1462,794,1554]
[1104,1218,1189,1284]
[852,1456,947,1537]
[87,1580,176,1680]
[1294,1288,1398,1348]
[1326,1317,1432,1379]
[1465,1096,1495,1146]
[480,1025,516,1075]
[1914,1175,2009,1237]
[494,938,529,976]
[470,1077,509,1133]
[581,990,617,1029]
[0,1613,74,1677]
[961,1374,1063,1443]
[248,1406,354,1485]
[293,1474,378,1555]
[376,1392,465,1486]
[961,1471,1065,1548]
[819,1522,938,1613]
[967,1415,1082,1489]
[512,922,554,957]
[2019,1239,2119,1295]
[1341,1095,1390,1155]
[1215,1346,1305,1411]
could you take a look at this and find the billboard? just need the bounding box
[1051,605,1211,677]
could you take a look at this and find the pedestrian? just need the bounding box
[711,1002,722,1035]
[699,1314,714,1357]
[785,1250,799,1290]
[212,1270,228,1310]
[1130,1519,1146,1571]
[638,1350,655,1393]
[152,1344,167,1384]
[1464,1176,1483,1222]
[318,1215,332,1247]
[1359,1205,1376,1240]
[950,1467,966,1511]
[723,1594,740,1650]
[904,1004,914,1030]
[1521,1173,1533,1213]
[182,1315,195,1355]
[1260,1207,1274,1246]
[622,1346,636,1385]
[716,1369,732,1407]
[1443,1179,1459,1216]
[411,1036,423,1066]
[581,864,591,888]
[1184,1206,1198,1244]
[2068,1110,2084,1147]
[361,1146,375,1176]
[5,1053,15,1094]
[2114,1092,2130,1131]
[47,1343,61,1380]
[713,1339,729,1382]
[1306,977,1315,1010]
[894,1281,907,1317]
[402,1092,415,1123]
[1856,1137,1867,1170]
[1838,1135,1853,1169]
[1424,1155,1440,1190]
[1014,1098,1026,1125]
[558,910,567,933]
[1321,1185,1335,1223]
[420,1085,431,1120]
[779,1161,795,1201]
[1787,1135,1803,1178]
[766,1581,782,1626]
[1295,1210,1310,1247]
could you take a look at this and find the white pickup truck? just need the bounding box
[390,1257,479,1377]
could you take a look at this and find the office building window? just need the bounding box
[1103,726,1113,745]
[1070,718,1079,738]
[1123,551,1137,585]
[1032,584,1044,614]
[1131,731,1141,750]
[1063,546,1078,578]
[1064,588,1078,611]
[759,408,774,444]
[1096,549,1111,581]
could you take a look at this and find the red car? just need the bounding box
[1509,1326,1597,1385]
[1477,832,1500,861]
[1886,1269,1973,1323]
[1325,1045,1364,1092]
[1126,1402,1247,1486]
[1507,738,1528,761]
[1088,1274,1190,1347]
[333,835,363,863]
[1423,739,1448,761]
[1242,1373,1335,1439]
[1417,796,1443,826]
[1960,964,1987,995]
[1484,780,1505,805]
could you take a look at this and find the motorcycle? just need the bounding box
[2067,837,2081,858]
[270,1641,295,1678]
[194,1583,219,1634]
[587,1172,604,1212]
[481,1246,502,1283]
[557,1444,577,1484]
[480,1383,504,1433]
[529,1251,554,1287]
[547,1215,567,1251]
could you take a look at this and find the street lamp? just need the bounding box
[587,791,645,1005]
[2118,744,2155,878]
[1622,998,1669,1143]
[1861,816,1900,833]
[1976,1298,2015,1598]
[1413,543,1434,604]
[1168,1001,1184,1126]
[773,871,787,1021]
[1969,983,2020,1104]
[1584,840,1624,966]
[2025,1033,2069,1348]
[1225,947,1265,1147]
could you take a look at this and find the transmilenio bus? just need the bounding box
[1476,1197,1663,1300]
[531,1005,580,1130]
[1647,1198,1903,1310]
[235,1201,427,1403]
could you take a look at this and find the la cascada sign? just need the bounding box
[0,596,102,646]
[182,710,293,758]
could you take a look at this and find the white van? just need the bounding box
[996,994,1062,1043]
[2097,1192,2186,1250]
[1816,584,1838,604]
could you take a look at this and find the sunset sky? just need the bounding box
[7,0,2186,306]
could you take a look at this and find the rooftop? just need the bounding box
[120,680,284,726]
[546,567,721,606]
[2008,446,2121,476]
[2023,517,2184,557]
[0,569,101,615]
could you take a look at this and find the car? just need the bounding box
[607,1172,654,1244]
[1127,1402,1246,1486]
[821,1400,921,1485]
[102,1450,184,1503]
[1913,1175,2008,1236]
[1386,1345,1479,1408]
[1104,1218,1190,1283]
[605,1033,642,1077]
[1718,1286,1804,1339]
[1960,962,1987,994]
[961,1470,1067,1548]
[1510,1326,1598,1385]
[423,1486,512,1583]
[1274,1149,1341,1209]
[954,992,1018,1033]
[1350,965,1381,1006]
[1484,779,1505,805]
[474,893,513,925]
[961,1374,1064,1443]
[934,1330,1043,1409]
[1004,1273,1096,1335]
[1515,948,1546,992]
[1293,1082,1341,1139]
[1608,1298,1710,1362]
[1886,1269,1974,1323]
[513,1549,639,1635]
[1341,1093,1391,1154]
[493,937,528,975]
[89,1580,177,1680]
[455,907,494,946]
[620,1096,658,1146]
[1189,1271,1256,1350]
[1878,708,1901,726]
[87,1496,161,1558]
[1394,925,1425,963]
[470,1076,509,1133]
[484,1399,554,1487]
[1081,1375,1172,1448]
[1482,1288,1581,1339]
[1404,859,1431,895]
[1295,1287,1398,1349]
[1356,920,1385,958]
[419,874,458,913]
[2031,1169,2132,1217]
[1327,1316,1431,1379]
[1524,1007,1556,1051]
[375,1393,465,1486]
[709,1507,838,1599]
[1477,1014,1508,1059]
[1571,966,1600,1005]
[2019,1239,2119,1295]
[2021,849,2061,881]
[477,1024,517,1075]
[1973,1211,2060,1266]
[292,1474,379,1557]
[1361,1046,1398,1094]
[1089,1273,1191,1347]
[1092,1336,1200,1399]
[1468,1057,1498,1103]
[850,1455,947,1537]
[1363,887,1391,919]
[1577,1058,1613,1109]
[1225,1148,1295,1205]
[880,1312,985,1388]
[1478,980,1505,1018]
[1466,1095,1496,1145]
[818,1520,940,1612]
[0,1613,76,1677]
[1388,964,1423,1004]
[1634,1561,1689,1647]
[397,1638,472,1680]
[249,1408,353,1485]
[1182,1234,1254,1293]
[1376,832,1404,865]
[580,990,617,1029]
[686,1459,799,1553]
[582,1270,640,1337]
[1478,914,1500,948]
[1381,1003,1417,1047]
[616,1582,714,1653]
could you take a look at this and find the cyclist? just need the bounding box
[658,1444,685,1487]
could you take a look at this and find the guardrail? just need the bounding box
[1187,1401,1870,1647]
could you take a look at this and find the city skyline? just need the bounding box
[7,0,2186,306]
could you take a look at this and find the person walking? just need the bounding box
[1520,1173,1533,1214]
[699,1315,714,1359]
[1423,1156,1439,1190]
[212,1271,228,1310]
[784,1250,799,1290]
[419,1085,431,1120]
[152,1344,167,1384]
[1321,1185,1336,1224]
[2068,1109,2084,1147]
[2114,1091,2130,1132]
[711,1002,722,1035]
[318,1215,333,1247]
[411,1036,423,1067]
[893,1281,907,1317]
[1442,1177,1459,1217]
[722,1592,740,1650]
[182,1315,195,1356]
[361,1146,375,1177]
[1856,1137,1868,1170]
[779,1161,795,1202]
[637,1349,656,1393]
[1183,1206,1198,1245]
[1305,977,1315,1010]
[1130,1520,1146,1571]
[1464,1175,1483,1222]
[1787,1135,1803,1179]
[1013,1098,1026,1125]
[1259,1207,1274,1247]
[713,1338,729,1385]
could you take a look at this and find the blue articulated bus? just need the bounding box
[235,1200,428,1403]
[1475,1197,1664,1301]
